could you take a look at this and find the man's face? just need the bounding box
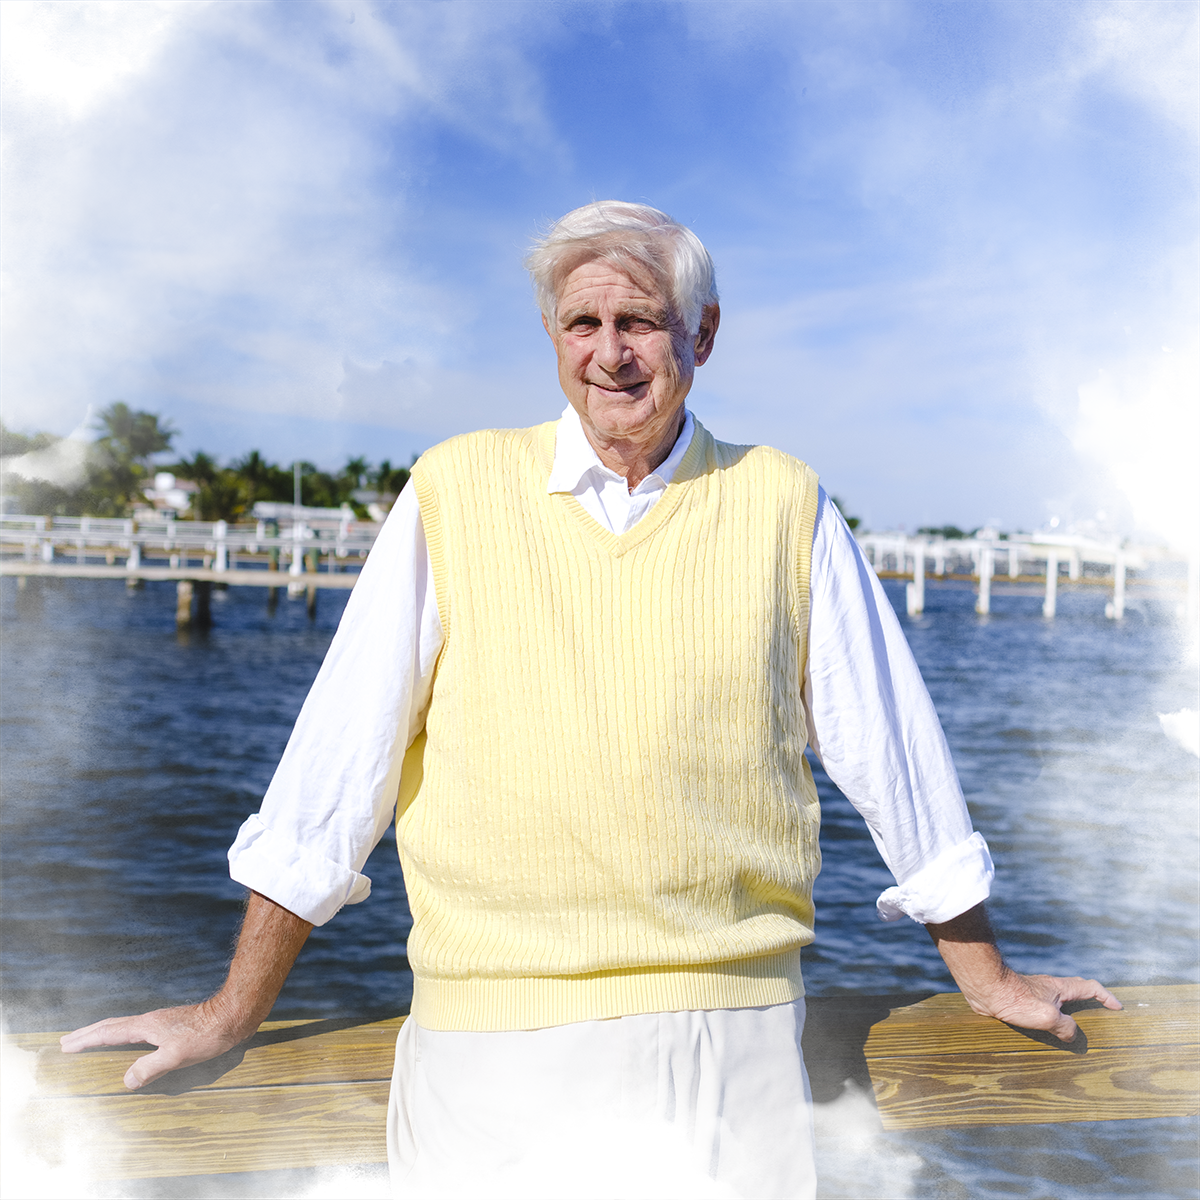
[544,259,718,454]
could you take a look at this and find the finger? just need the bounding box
[1053,976,1124,1011]
[1048,1009,1081,1044]
[60,1016,151,1053]
[124,1047,181,1090]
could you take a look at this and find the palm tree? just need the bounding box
[95,403,176,468]
[171,451,219,488]
[342,456,371,490]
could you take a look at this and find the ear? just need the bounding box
[542,312,554,341]
[693,304,720,366]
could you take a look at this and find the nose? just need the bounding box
[594,322,633,372]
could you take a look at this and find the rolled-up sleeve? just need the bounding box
[804,489,994,925]
[227,485,442,925]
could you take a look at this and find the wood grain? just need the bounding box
[10,986,1197,1180]
[15,1016,405,1098]
[798,987,1198,1061]
[869,1044,1200,1129]
[18,1081,390,1179]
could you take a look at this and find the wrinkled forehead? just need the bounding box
[555,259,671,319]
[551,240,674,320]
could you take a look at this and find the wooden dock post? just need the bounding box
[288,519,307,598]
[1107,550,1126,620]
[125,519,143,590]
[1043,552,1059,618]
[175,580,193,628]
[40,515,54,563]
[214,520,229,573]
[305,546,320,618]
[906,539,926,615]
[8,985,1196,1184]
[193,580,212,628]
[976,544,993,615]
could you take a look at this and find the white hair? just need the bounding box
[525,201,719,336]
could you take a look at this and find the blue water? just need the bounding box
[1,574,1197,1198]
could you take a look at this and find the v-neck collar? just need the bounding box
[534,417,711,558]
[546,405,696,499]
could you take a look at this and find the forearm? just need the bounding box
[925,902,1022,1009]
[203,891,314,1040]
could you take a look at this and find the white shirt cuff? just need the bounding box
[227,812,373,926]
[875,831,994,924]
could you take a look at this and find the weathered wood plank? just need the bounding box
[18,1081,390,1179]
[14,1016,405,1098]
[12,986,1197,1181]
[870,1044,1200,1129]
[796,984,1200,1060]
[7,988,1190,1099]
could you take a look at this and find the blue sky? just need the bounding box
[2,0,1196,540]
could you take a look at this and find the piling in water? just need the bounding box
[194,580,212,628]
[175,580,193,628]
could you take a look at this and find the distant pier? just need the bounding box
[3,515,1195,627]
[851,530,1193,622]
[0,512,374,626]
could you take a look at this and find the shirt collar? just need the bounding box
[547,405,695,494]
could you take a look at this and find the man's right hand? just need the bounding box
[59,891,314,1090]
[60,999,255,1090]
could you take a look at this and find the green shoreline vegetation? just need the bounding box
[3,404,870,532]
[0,404,413,522]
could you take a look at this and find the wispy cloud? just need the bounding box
[0,93,552,448]
[955,17,1180,162]
[806,0,926,35]
[154,0,566,170]
[696,234,1200,535]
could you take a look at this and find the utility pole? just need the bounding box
[293,461,302,510]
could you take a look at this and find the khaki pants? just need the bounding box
[388,998,816,1199]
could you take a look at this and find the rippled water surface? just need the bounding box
[2,573,1197,1198]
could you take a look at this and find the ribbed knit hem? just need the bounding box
[412,950,806,1032]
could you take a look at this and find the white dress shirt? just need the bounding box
[229,406,993,930]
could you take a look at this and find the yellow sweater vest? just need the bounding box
[402,418,821,1032]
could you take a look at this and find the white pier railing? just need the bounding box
[0,513,381,578]
[855,531,1193,621]
[4,515,1194,626]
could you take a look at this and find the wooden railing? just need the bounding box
[7,985,1196,1183]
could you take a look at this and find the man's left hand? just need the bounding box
[925,902,1122,1043]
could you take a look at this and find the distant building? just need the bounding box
[136,472,200,518]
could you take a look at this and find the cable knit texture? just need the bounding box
[403,418,821,1031]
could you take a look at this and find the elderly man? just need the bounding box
[64,203,1118,1199]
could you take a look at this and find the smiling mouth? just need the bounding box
[589,379,649,396]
